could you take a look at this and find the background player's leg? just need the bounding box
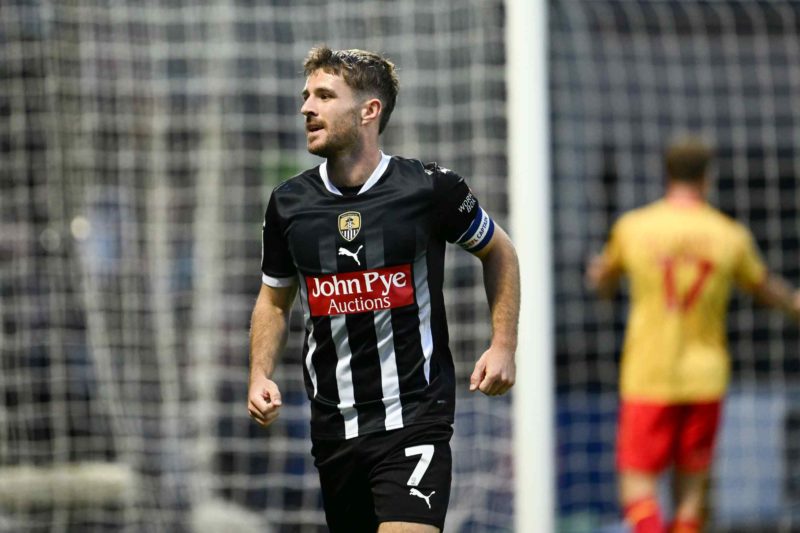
[617,401,675,533]
[378,522,439,533]
[670,469,708,532]
[669,401,719,532]
[619,471,665,533]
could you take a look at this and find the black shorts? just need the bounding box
[311,421,453,532]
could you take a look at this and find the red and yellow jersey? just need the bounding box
[603,200,766,403]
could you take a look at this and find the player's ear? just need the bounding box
[360,98,382,127]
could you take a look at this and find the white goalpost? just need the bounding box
[507,1,555,532]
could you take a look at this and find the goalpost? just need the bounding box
[507,0,555,532]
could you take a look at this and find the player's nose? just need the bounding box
[300,98,316,117]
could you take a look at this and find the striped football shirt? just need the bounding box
[261,152,495,439]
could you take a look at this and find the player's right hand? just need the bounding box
[585,253,619,298]
[248,375,282,427]
[584,254,606,290]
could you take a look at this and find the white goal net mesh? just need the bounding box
[551,1,800,531]
[1,1,510,532]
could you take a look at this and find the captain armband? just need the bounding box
[455,207,495,253]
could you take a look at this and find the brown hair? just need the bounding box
[664,136,714,183]
[303,46,399,134]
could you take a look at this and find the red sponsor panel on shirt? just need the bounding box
[306,264,415,317]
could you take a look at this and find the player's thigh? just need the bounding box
[371,423,453,530]
[378,521,440,533]
[312,438,378,533]
[675,400,721,472]
[616,400,679,473]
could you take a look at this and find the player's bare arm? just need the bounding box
[749,274,800,322]
[469,225,520,396]
[249,282,297,427]
[585,253,621,299]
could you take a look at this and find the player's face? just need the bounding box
[300,70,362,158]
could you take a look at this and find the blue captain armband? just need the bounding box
[455,207,495,253]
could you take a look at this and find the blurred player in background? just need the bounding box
[586,136,800,533]
[248,46,520,533]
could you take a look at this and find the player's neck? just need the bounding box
[326,142,382,189]
[664,181,706,207]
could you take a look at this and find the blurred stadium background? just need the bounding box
[2,0,799,532]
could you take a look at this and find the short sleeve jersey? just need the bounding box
[261,153,495,439]
[603,200,766,403]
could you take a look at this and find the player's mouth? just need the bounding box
[306,123,324,134]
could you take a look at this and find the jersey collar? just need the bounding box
[319,151,391,196]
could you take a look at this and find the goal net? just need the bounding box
[551,1,800,531]
[2,1,511,531]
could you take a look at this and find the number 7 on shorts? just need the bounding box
[405,445,434,487]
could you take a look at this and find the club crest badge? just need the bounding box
[338,211,362,242]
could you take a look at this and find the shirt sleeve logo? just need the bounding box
[458,192,477,214]
[338,211,362,241]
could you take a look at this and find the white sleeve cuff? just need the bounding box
[262,273,296,287]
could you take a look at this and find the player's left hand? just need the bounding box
[469,346,516,396]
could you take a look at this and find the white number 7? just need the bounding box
[404,444,434,487]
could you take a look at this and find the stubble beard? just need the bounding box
[307,109,361,159]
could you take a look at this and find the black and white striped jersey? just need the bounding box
[261,152,495,440]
